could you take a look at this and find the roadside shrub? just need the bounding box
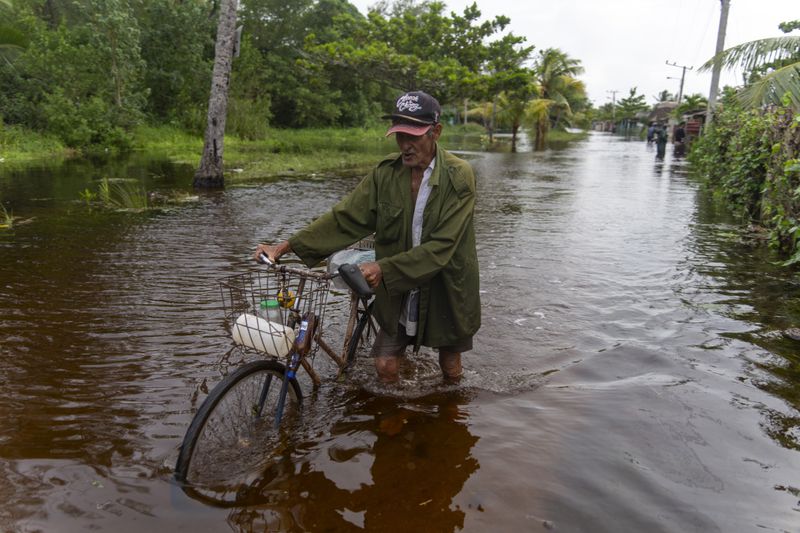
[690,100,800,264]
[690,103,772,218]
[761,106,800,264]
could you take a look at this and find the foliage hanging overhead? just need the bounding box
[701,23,800,111]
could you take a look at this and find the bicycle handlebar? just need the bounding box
[258,252,373,297]
[337,263,374,298]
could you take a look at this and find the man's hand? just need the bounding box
[253,241,292,264]
[359,261,383,288]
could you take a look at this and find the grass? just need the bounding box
[546,129,589,142]
[131,123,498,183]
[2,121,587,185]
[135,123,396,181]
[0,124,69,163]
[0,202,12,228]
[80,177,149,211]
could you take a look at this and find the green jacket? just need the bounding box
[289,144,481,348]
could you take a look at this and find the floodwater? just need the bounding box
[1,133,798,532]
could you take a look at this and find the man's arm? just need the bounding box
[289,170,378,267]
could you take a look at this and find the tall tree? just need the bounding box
[2,0,147,148]
[137,0,213,126]
[495,81,537,152]
[530,47,585,150]
[194,0,239,189]
[616,87,648,122]
[654,89,674,102]
[304,0,527,113]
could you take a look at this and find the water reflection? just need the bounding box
[179,390,480,531]
[690,190,800,450]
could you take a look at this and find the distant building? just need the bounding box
[648,101,679,124]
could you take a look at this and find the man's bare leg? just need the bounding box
[438,351,462,381]
[375,354,401,383]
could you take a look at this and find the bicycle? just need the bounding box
[174,247,376,494]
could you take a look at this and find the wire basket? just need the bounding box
[219,267,331,359]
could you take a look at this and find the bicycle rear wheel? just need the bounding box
[175,359,302,490]
[345,301,375,366]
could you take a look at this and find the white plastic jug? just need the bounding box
[231,313,296,357]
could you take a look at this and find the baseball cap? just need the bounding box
[383,91,442,136]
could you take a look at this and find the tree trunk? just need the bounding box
[194,0,238,189]
[511,122,518,153]
[535,117,547,151]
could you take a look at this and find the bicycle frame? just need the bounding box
[250,255,374,426]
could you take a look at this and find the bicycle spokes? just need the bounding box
[255,372,274,418]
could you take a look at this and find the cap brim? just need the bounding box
[385,123,432,137]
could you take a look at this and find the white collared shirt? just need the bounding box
[400,156,436,336]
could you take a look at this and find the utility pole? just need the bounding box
[706,0,730,129]
[607,89,618,127]
[666,60,692,103]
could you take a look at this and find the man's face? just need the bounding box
[395,123,442,170]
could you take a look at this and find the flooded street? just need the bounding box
[1,132,799,532]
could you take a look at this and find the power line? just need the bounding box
[665,60,693,103]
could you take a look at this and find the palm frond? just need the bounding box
[738,62,800,110]
[700,36,800,73]
[525,98,555,120]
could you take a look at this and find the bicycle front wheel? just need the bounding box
[175,359,302,488]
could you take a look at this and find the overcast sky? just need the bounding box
[348,0,798,106]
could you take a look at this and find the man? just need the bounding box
[655,122,668,160]
[254,90,481,383]
[673,122,686,158]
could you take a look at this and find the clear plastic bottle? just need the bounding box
[258,299,283,324]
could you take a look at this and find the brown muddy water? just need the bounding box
[1,133,799,532]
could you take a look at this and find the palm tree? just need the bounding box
[653,89,674,102]
[674,93,707,117]
[466,101,493,129]
[530,48,585,150]
[495,84,537,152]
[700,32,800,110]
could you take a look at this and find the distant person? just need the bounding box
[254,91,481,384]
[646,122,656,144]
[673,123,686,157]
[655,122,668,160]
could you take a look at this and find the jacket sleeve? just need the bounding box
[289,170,377,267]
[377,165,475,295]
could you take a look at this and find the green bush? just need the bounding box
[690,101,800,264]
[40,90,134,151]
[761,107,800,264]
[690,103,772,218]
